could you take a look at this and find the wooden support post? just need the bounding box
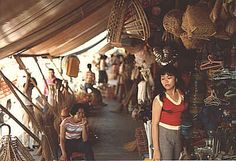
[0,104,40,144]
[14,55,46,100]
[33,57,48,89]
[13,55,59,119]
[1,72,43,114]
[0,70,42,134]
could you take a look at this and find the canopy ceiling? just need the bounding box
[0,0,114,59]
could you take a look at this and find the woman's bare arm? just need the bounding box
[152,97,162,159]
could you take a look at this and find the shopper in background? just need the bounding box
[96,55,108,86]
[44,68,57,99]
[152,64,185,160]
[22,73,37,150]
[84,64,96,93]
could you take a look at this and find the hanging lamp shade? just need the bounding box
[65,55,80,78]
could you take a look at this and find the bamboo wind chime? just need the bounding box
[0,123,34,161]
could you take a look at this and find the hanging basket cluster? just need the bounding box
[163,9,184,37]
[162,0,235,50]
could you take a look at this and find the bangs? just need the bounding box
[160,72,175,76]
[159,64,178,77]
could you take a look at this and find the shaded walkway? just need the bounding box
[89,98,143,160]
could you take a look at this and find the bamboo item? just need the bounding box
[0,71,42,138]
[65,55,80,78]
[107,0,150,47]
[163,9,184,37]
[14,56,48,104]
[14,55,59,119]
[0,105,40,144]
[0,72,42,114]
[0,123,34,161]
[182,5,216,39]
[33,57,48,89]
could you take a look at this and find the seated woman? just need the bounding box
[59,103,94,161]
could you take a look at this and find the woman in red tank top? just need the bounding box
[152,64,185,160]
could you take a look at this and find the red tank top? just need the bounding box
[159,95,185,126]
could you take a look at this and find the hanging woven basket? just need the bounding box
[107,0,150,47]
[182,5,216,40]
[163,9,184,37]
[0,123,34,161]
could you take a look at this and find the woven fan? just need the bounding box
[0,123,34,161]
[107,0,150,47]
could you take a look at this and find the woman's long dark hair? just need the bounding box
[157,64,184,102]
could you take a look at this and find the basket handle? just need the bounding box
[0,123,11,135]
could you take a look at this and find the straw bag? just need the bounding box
[0,123,34,161]
[163,9,184,37]
[182,5,216,39]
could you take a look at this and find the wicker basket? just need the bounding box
[163,9,184,37]
[135,127,148,156]
[107,0,150,47]
[182,5,216,39]
[0,123,34,161]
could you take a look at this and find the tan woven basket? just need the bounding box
[182,5,216,39]
[163,9,184,37]
[107,0,150,47]
[180,32,205,50]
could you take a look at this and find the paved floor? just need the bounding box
[89,98,143,160]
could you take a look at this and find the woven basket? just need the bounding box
[107,0,150,46]
[180,32,205,50]
[182,5,216,39]
[163,9,184,37]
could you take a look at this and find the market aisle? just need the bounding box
[89,98,143,160]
